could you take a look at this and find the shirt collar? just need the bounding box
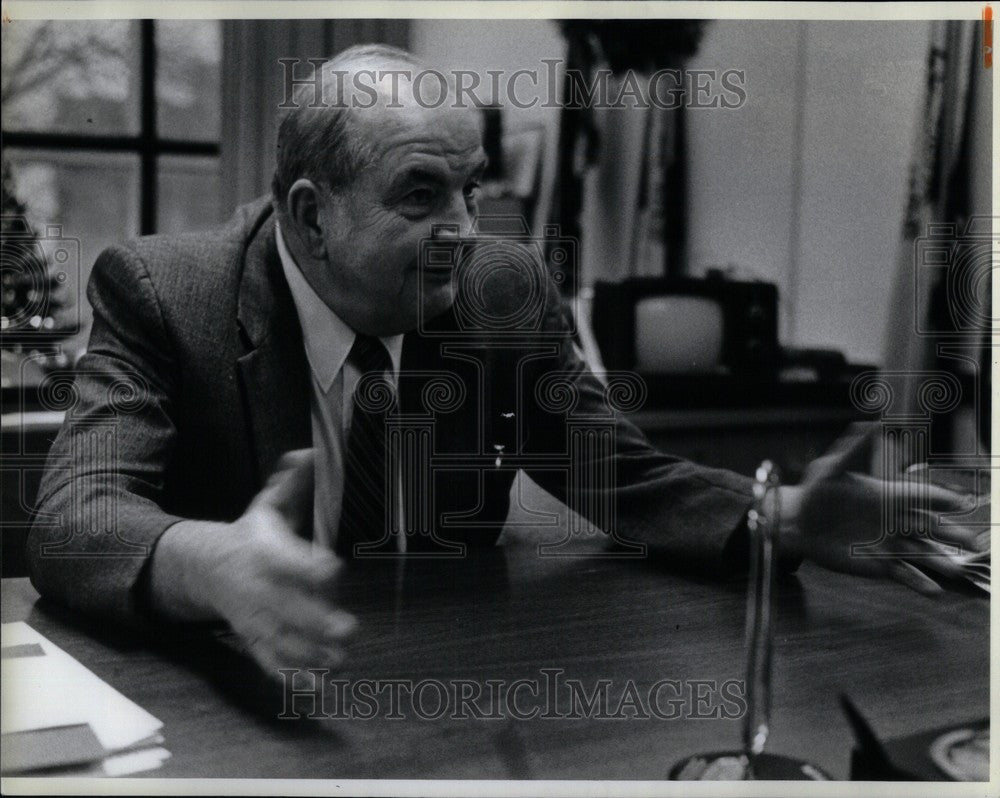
[275,222,403,394]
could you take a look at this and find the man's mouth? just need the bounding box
[423,267,454,282]
[420,239,466,280]
[418,257,456,281]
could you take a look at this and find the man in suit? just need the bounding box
[27,45,977,676]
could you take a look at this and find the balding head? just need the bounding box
[270,43,486,336]
[272,43,458,214]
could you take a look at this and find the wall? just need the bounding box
[221,19,411,210]
[684,21,801,313]
[411,19,565,234]
[414,19,935,366]
[687,20,932,365]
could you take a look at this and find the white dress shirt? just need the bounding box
[275,223,405,551]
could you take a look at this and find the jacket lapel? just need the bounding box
[399,308,483,448]
[235,207,312,483]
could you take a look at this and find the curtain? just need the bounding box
[872,19,991,475]
[219,20,410,214]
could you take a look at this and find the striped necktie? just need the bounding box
[336,334,397,557]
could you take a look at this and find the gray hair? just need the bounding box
[271,43,426,211]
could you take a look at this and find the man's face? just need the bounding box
[319,99,486,336]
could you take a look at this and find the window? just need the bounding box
[1,19,222,357]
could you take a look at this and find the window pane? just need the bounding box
[3,149,141,350]
[157,155,222,234]
[156,21,222,142]
[1,20,140,135]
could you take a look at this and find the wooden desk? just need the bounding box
[0,526,988,781]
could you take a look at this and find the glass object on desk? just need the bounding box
[741,460,778,775]
[669,462,829,781]
[1,20,140,135]
[930,725,989,781]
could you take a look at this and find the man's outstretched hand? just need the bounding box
[779,424,986,596]
[150,449,357,677]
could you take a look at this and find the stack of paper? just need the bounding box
[1,622,170,776]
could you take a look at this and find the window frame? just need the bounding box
[2,20,220,236]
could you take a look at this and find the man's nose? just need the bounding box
[434,195,474,240]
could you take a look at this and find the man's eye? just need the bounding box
[463,181,481,199]
[407,188,436,205]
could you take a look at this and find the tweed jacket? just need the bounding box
[27,198,755,626]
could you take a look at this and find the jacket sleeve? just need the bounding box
[522,279,756,576]
[27,243,185,628]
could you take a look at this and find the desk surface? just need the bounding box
[1,527,989,781]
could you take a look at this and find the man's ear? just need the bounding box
[286,178,330,259]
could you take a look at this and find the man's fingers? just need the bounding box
[270,597,359,645]
[849,476,981,548]
[245,642,285,682]
[247,640,342,683]
[240,605,356,678]
[891,506,981,551]
[262,448,313,489]
[893,539,968,580]
[887,559,944,597]
[244,615,353,681]
[271,627,347,671]
[267,538,344,592]
[802,423,877,484]
[914,510,981,549]
[920,481,978,512]
[260,448,315,525]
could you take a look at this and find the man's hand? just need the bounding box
[779,425,985,596]
[150,449,357,677]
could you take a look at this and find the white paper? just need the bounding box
[1,622,162,753]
